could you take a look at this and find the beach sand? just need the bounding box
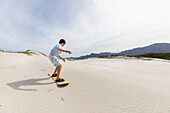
[0,52,170,113]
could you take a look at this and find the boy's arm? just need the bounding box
[58,55,63,59]
[58,48,67,52]
[59,55,65,62]
[58,48,72,54]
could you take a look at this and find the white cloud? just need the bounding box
[0,0,170,57]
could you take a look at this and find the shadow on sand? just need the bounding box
[7,77,54,91]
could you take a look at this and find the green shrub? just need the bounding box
[134,53,170,60]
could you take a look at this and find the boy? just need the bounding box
[49,39,71,82]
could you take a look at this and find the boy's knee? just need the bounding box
[59,64,62,68]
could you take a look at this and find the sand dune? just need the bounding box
[0,52,170,113]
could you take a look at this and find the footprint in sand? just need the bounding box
[0,66,16,69]
[61,97,65,101]
[40,69,46,72]
[47,89,53,93]
[9,66,16,69]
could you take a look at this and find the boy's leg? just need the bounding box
[56,64,62,80]
[53,66,59,75]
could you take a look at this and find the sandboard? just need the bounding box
[48,71,69,86]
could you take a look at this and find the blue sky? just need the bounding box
[0,0,170,57]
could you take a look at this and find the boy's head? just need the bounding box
[59,39,66,47]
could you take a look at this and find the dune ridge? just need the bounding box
[0,52,170,113]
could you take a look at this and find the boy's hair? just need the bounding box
[59,39,66,44]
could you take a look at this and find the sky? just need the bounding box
[0,0,170,57]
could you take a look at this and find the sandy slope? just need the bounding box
[0,52,170,113]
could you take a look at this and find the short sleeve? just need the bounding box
[58,44,62,49]
[55,44,59,49]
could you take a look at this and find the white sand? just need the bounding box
[1,52,170,113]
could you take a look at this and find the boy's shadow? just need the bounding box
[7,77,54,91]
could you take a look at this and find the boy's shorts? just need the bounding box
[49,54,60,66]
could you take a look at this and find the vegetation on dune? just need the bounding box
[98,55,118,58]
[37,51,47,57]
[0,49,4,52]
[23,50,47,56]
[16,50,36,56]
[0,49,46,56]
[98,53,170,60]
[132,53,170,60]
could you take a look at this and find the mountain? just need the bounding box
[68,52,116,60]
[118,43,170,56]
[68,43,170,60]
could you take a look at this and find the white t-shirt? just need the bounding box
[50,44,62,58]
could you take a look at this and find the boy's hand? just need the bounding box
[67,51,72,54]
[62,58,65,62]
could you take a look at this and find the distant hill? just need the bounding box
[68,52,115,60]
[118,43,170,56]
[68,43,170,60]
